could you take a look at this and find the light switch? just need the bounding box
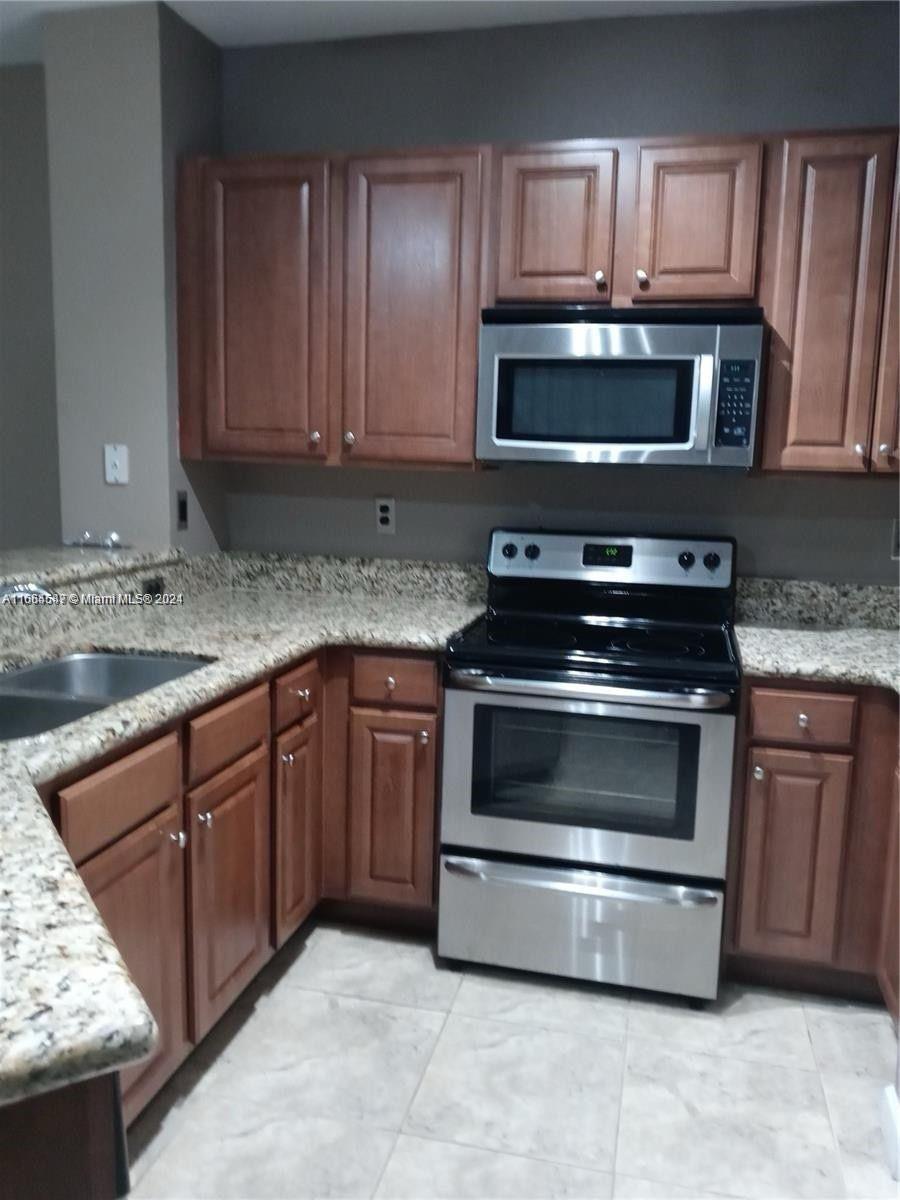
[104,443,129,485]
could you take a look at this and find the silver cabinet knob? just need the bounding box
[635,268,650,286]
[879,443,893,455]
[282,752,295,766]
[854,443,866,456]
[797,712,810,728]
[293,687,311,702]
[343,431,356,446]
[169,830,187,849]
[593,269,606,289]
[385,675,397,692]
[309,430,321,445]
[753,765,765,781]
[197,810,213,827]
[418,730,430,745]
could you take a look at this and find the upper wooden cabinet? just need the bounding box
[341,150,485,464]
[494,144,617,301]
[761,132,897,472]
[180,157,330,459]
[872,162,900,473]
[631,141,762,300]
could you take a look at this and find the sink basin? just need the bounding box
[0,694,108,740]
[0,652,210,703]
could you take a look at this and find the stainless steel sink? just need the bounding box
[0,694,108,740]
[1,652,210,703]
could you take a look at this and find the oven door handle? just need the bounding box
[447,669,732,710]
[443,857,720,908]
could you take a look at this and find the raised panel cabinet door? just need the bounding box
[877,767,899,1021]
[274,713,322,947]
[343,151,485,463]
[80,802,189,1124]
[632,141,762,300]
[737,747,853,964]
[761,132,897,472]
[188,741,272,1040]
[348,707,436,906]
[203,158,329,458]
[495,145,617,301]
[872,163,900,473]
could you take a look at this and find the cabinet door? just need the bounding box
[877,768,899,1021]
[188,742,271,1040]
[872,163,899,473]
[348,707,436,906]
[80,803,189,1124]
[633,142,762,300]
[274,713,321,947]
[495,145,617,301]
[343,151,484,464]
[737,747,852,963]
[761,133,897,471]
[203,158,329,458]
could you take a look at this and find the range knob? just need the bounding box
[524,543,541,561]
[678,550,695,570]
[501,542,518,559]
[703,551,721,571]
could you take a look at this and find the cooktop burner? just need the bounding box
[608,631,706,659]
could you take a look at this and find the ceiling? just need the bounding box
[0,0,831,66]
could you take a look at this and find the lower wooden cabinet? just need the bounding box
[80,801,189,1123]
[187,741,272,1040]
[274,713,322,947]
[737,746,853,963]
[877,767,900,1021]
[348,706,437,907]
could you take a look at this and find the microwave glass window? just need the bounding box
[471,705,699,840]
[495,359,696,444]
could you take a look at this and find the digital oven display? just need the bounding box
[582,543,633,568]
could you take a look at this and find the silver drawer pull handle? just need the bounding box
[294,687,311,701]
[282,752,295,766]
[753,765,765,781]
[797,712,809,728]
[197,811,213,827]
[343,430,356,446]
[593,268,606,288]
[385,675,397,691]
[635,268,649,286]
[169,830,187,849]
[309,430,321,445]
[854,443,866,456]
[418,730,430,745]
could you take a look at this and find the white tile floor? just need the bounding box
[128,923,899,1200]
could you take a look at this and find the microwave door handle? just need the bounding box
[693,354,715,452]
[447,669,732,710]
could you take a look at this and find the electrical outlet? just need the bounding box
[103,443,129,485]
[892,519,899,561]
[375,497,396,535]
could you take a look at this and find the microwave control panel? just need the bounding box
[714,360,756,447]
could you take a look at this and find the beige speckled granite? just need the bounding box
[735,624,898,692]
[736,576,897,630]
[0,546,183,590]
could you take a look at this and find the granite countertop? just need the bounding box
[0,550,895,1107]
[0,545,182,589]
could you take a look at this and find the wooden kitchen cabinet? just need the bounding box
[348,706,437,907]
[342,149,486,464]
[80,802,190,1124]
[494,143,617,301]
[273,712,322,947]
[187,741,272,1040]
[877,768,900,1021]
[631,141,762,300]
[761,131,897,472]
[180,157,330,460]
[737,746,853,963]
[872,161,900,474]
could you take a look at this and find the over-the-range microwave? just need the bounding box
[476,306,765,468]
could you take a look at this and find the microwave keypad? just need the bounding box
[714,360,756,447]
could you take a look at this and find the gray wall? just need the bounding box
[0,65,61,549]
[219,2,899,582]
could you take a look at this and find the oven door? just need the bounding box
[441,674,736,880]
[476,322,717,465]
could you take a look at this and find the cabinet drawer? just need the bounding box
[750,687,857,748]
[187,683,269,786]
[352,654,437,709]
[274,657,321,733]
[59,732,180,866]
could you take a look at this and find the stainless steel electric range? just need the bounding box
[437,529,741,1001]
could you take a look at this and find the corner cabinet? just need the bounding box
[760,132,898,472]
[274,710,322,947]
[341,149,486,464]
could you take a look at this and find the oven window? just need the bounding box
[471,705,699,840]
[495,359,695,444]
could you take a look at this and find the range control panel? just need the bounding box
[489,531,735,589]
[714,359,757,448]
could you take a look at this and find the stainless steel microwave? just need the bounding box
[476,306,765,468]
